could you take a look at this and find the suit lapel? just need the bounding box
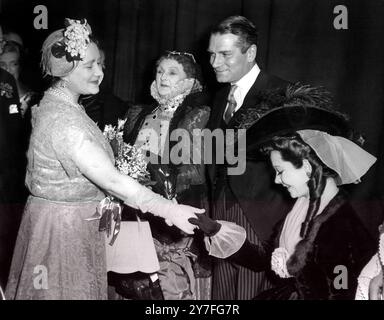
[208,71,268,181]
[207,86,228,184]
[209,85,230,130]
[227,71,267,128]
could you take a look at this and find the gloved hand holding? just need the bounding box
[126,184,203,234]
[188,213,222,236]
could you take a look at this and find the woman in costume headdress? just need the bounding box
[190,84,377,299]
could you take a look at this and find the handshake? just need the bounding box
[188,213,222,237]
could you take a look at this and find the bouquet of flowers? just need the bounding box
[105,119,176,200]
[103,119,152,185]
[90,119,153,245]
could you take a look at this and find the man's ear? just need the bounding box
[246,44,257,62]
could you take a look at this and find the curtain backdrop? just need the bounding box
[2,0,384,234]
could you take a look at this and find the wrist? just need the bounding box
[210,222,222,236]
[125,184,171,218]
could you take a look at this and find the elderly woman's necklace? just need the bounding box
[158,93,185,113]
[48,87,85,112]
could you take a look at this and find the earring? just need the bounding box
[306,171,311,178]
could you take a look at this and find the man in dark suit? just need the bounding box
[206,15,292,299]
[0,65,23,289]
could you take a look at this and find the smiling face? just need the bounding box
[208,33,256,83]
[64,42,104,95]
[270,150,310,198]
[155,58,187,97]
[0,50,20,80]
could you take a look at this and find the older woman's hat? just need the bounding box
[41,18,92,78]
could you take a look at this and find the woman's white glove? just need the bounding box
[165,203,205,234]
[124,185,204,234]
[164,198,179,227]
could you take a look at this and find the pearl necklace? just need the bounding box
[47,88,85,112]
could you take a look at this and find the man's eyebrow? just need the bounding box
[207,49,231,54]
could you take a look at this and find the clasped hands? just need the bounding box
[164,199,221,236]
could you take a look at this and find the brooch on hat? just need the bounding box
[51,18,91,62]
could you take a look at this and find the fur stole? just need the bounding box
[286,191,347,276]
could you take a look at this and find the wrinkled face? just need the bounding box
[155,58,187,97]
[0,51,20,80]
[270,150,310,198]
[208,33,256,83]
[64,42,104,95]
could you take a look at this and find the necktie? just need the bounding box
[224,85,237,124]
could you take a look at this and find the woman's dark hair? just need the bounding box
[262,132,338,238]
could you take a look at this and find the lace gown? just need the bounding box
[6,91,114,300]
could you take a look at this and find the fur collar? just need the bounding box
[285,191,347,276]
[123,90,210,154]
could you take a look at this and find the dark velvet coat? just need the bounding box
[230,191,377,299]
[123,90,211,205]
[0,69,22,288]
[0,69,22,202]
[122,90,211,244]
[81,88,129,130]
[207,71,293,241]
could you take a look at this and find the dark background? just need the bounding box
[1,0,383,235]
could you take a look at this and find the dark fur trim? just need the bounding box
[286,191,347,276]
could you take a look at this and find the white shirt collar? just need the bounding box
[232,63,260,110]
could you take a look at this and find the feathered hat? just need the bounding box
[236,84,353,153]
[236,84,376,185]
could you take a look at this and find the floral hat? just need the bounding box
[41,18,92,77]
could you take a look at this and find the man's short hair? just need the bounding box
[211,15,258,53]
